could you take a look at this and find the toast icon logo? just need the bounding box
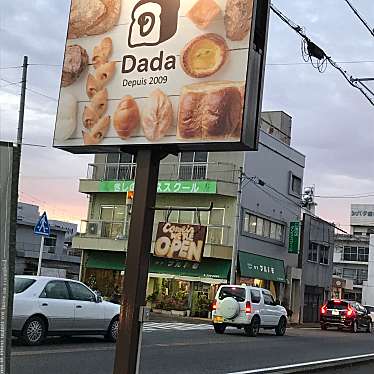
[128,0,180,48]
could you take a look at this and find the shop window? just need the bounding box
[178,152,208,180]
[289,172,302,197]
[308,242,318,262]
[250,289,261,303]
[358,247,369,262]
[243,212,285,244]
[44,234,57,254]
[100,205,126,239]
[105,153,136,180]
[319,245,329,265]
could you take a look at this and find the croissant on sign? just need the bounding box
[92,37,113,69]
[142,89,173,141]
[83,115,111,145]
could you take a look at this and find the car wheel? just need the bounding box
[245,316,260,337]
[275,317,287,336]
[213,323,226,334]
[352,320,358,333]
[321,324,328,330]
[21,316,46,346]
[105,316,119,342]
[366,321,372,333]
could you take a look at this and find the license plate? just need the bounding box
[214,315,224,323]
[332,310,339,316]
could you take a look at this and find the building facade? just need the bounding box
[16,202,81,279]
[73,111,307,317]
[350,204,374,236]
[300,214,335,323]
[333,234,368,302]
[237,128,305,323]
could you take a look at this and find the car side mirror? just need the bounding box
[94,291,102,303]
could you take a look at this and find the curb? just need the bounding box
[228,353,374,374]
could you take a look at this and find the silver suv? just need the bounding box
[212,285,288,337]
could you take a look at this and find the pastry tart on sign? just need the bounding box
[181,33,229,78]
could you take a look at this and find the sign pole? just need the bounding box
[37,236,45,276]
[113,149,160,374]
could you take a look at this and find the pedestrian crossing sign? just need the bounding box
[34,211,50,236]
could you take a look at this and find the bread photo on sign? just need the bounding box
[225,0,253,41]
[68,0,121,39]
[113,96,140,140]
[181,33,229,78]
[177,81,245,141]
[61,45,88,87]
[142,89,173,141]
[186,0,221,30]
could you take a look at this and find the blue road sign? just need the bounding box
[34,212,50,236]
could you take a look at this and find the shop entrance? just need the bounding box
[303,285,324,323]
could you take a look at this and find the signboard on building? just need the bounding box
[53,0,270,153]
[99,180,217,194]
[351,204,374,226]
[154,222,207,262]
[288,221,300,254]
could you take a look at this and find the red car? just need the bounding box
[320,299,372,333]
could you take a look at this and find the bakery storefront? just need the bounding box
[238,251,286,300]
[82,250,230,316]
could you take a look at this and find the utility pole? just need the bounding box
[4,56,28,374]
[230,167,243,284]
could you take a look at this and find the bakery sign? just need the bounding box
[53,0,270,153]
[154,222,207,262]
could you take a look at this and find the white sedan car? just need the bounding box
[13,276,120,345]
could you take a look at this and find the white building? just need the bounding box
[350,204,374,236]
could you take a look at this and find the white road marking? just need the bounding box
[226,352,374,374]
[142,322,212,332]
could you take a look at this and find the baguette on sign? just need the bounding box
[154,222,207,263]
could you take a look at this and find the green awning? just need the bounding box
[86,251,126,271]
[149,256,230,280]
[238,251,286,283]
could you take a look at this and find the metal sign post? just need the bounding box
[34,211,50,276]
[113,150,160,374]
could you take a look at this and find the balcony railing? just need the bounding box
[87,162,238,184]
[80,219,232,246]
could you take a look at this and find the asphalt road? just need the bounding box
[11,324,374,374]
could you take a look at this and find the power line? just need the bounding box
[267,60,374,66]
[270,2,374,106]
[344,0,374,38]
[0,65,22,70]
[0,81,21,89]
[315,193,374,199]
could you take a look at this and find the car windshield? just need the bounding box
[326,300,349,310]
[14,278,36,294]
[218,287,246,302]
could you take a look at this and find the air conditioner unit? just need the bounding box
[87,222,98,235]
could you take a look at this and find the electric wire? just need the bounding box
[344,0,374,37]
[270,2,374,106]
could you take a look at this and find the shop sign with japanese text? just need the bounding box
[288,221,300,254]
[99,180,217,194]
[154,222,207,262]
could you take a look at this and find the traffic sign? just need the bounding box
[34,211,50,236]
